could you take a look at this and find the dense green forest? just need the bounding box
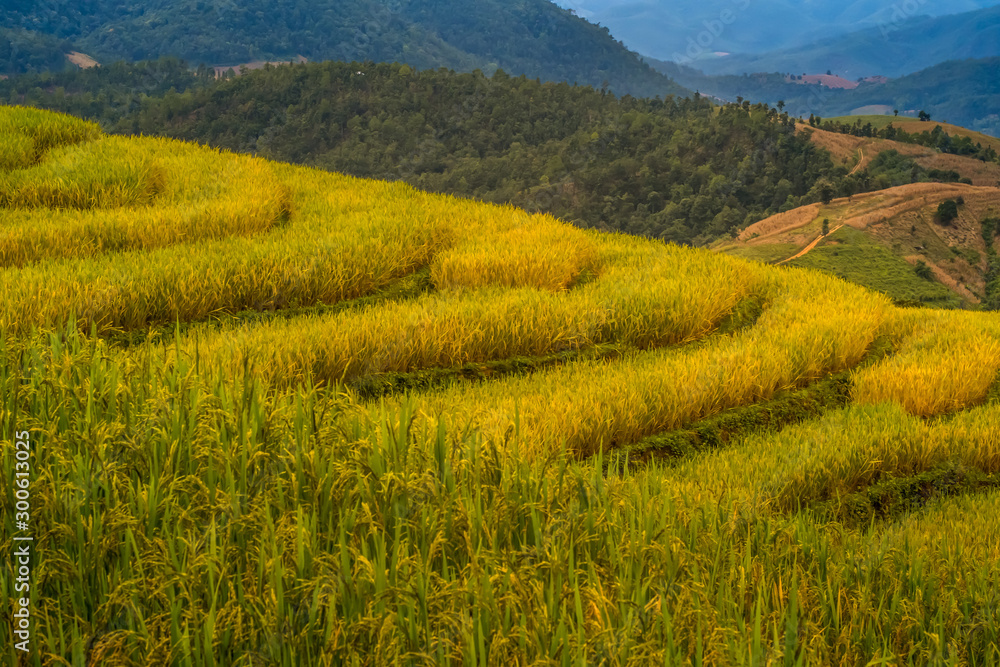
[0,27,73,76]
[0,0,686,99]
[0,58,202,121]
[3,58,968,244]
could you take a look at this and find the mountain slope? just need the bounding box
[804,122,1000,187]
[0,0,686,98]
[824,60,1000,137]
[0,27,74,76]
[720,181,1000,307]
[553,0,1000,62]
[695,5,1000,78]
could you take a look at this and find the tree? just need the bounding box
[776,100,785,112]
[937,199,959,225]
[893,109,899,117]
[918,110,931,122]
[820,182,834,205]
[915,260,934,280]
[822,218,830,236]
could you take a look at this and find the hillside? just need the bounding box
[720,181,1000,308]
[803,122,1000,187]
[826,60,1000,138]
[0,0,687,98]
[3,105,1000,665]
[551,0,999,63]
[822,115,1000,156]
[0,60,845,246]
[695,5,1000,78]
[0,27,74,76]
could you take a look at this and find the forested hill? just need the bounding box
[5,58,854,244]
[0,0,686,99]
[654,56,1000,139]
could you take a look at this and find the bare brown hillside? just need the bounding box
[726,182,1000,303]
[799,124,1000,187]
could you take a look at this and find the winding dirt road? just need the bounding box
[848,148,865,176]
[777,224,845,265]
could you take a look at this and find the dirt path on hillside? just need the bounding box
[777,224,845,265]
[848,148,864,176]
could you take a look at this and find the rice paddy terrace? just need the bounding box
[1,107,1000,666]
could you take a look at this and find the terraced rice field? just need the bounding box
[2,107,1000,666]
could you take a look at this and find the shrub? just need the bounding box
[915,260,934,280]
[937,199,959,225]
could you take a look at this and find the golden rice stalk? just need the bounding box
[852,309,1000,416]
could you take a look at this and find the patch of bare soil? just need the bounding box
[66,52,99,68]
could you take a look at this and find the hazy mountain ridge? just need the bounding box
[553,0,1000,62]
[695,4,1000,78]
[0,0,687,98]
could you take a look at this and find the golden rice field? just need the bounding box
[2,107,1000,666]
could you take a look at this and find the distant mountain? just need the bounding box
[552,0,1000,63]
[824,58,1000,137]
[0,0,686,98]
[695,5,1000,78]
[652,57,1000,138]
